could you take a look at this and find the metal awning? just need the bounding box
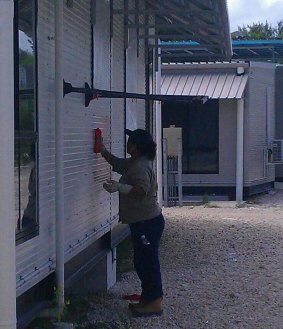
[113,0,232,61]
[161,63,249,99]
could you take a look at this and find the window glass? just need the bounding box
[15,0,38,243]
[162,100,219,174]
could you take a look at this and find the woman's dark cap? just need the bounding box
[125,129,153,145]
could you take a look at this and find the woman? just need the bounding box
[100,128,165,317]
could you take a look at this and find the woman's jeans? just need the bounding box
[129,213,165,302]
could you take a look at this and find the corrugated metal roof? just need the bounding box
[161,40,283,63]
[161,70,248,99]
[113,0,232,61]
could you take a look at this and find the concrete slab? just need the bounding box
[274,182,283,190]
[206,201,246,208]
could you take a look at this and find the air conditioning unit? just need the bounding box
[268,140,283,164]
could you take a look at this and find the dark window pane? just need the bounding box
[15,140,37,231]
[19,98,35,132]
[162,100,219,174]
[15,0,38,242]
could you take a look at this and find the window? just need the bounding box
[15,0,38,244]
[162,100,219,174]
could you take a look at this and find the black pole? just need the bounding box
[63,80,206,106]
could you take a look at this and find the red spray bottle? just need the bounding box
[94,128,102,154]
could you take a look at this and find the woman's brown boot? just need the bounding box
[130,297,163,317]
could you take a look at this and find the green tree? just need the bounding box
[233,21,276,40]
[275,20,283,38]
[231,20,283,40]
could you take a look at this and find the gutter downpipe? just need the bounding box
[155,43,163,206]
[221,0,233,59]
[236,98,244,202]
[54,0,65,313]
[0,1,17,328]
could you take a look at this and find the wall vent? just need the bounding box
[270,140,283,163]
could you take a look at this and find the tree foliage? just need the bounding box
[232,20,283,40]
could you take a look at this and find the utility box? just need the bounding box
[163,126,182,156]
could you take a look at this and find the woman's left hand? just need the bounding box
[103,180,119,193]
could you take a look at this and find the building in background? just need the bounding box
[161,61,277,201]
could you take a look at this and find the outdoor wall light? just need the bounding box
[237,66,245,76]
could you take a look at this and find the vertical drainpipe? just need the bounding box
[124,0,128,154]
[54,0,65,312]
[236,98,244,202]
[0,1,17,328]
[144,1,150,130]
[155,44,163,206]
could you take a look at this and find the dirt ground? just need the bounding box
[75,190,283,328]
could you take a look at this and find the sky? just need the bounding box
[227,0,283,32]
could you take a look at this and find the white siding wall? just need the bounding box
[219,99,237,183]
[244,62,276,185]
[16,0,148,297]
[16,0,117,296]
[62,0,111,263]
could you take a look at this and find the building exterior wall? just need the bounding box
[177,62,276,193]
[15,0,146,298]
[244,62,276,186]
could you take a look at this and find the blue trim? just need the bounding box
[232,39,283,46]
[161,39,283,62]
[161,39,283,47]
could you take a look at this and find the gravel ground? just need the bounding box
[83,190,283,329]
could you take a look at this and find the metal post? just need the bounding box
[236,98,244,202]
[162,139,168,207]
[144,0,150,130]
[55,0,65,312]
[177,138,183,206]
[155,44,163,206]
[0,1,17,328]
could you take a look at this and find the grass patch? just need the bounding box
[27,295,94,328]
[201,193,209,205]
[78,321,133,329]
[61,295,91,323]
[28,237,135,329]
[26,318,54,329]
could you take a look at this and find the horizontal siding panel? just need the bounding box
[16,0,147,297]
